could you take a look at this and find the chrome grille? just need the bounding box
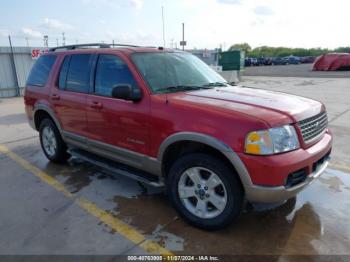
[298,111,328,143]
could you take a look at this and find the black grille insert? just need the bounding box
[285,168,307,188]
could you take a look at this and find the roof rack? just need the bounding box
[49,43,141,52]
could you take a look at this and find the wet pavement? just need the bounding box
[2,138,350,256]
[1,76,350,257]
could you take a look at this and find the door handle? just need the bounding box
[51,94,60,100]
[90,101,103,110]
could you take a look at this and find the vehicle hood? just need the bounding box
[169,86,324,127]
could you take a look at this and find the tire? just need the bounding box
[39,118,70,163]
[167,153,243,230]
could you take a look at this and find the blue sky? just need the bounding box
[0,0,349,49]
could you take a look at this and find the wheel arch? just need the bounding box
[33,104,62,134]
[158,132,253,189]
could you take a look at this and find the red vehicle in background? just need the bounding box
[313,53,350,71]
[24,44,332,229]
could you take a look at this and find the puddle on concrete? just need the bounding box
[319,168,350,192]
[150,225,184,252]
[110,191,177,234]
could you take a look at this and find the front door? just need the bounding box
[86,54,150,159]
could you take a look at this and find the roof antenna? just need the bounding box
[162,6,165,49]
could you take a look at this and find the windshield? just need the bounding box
[132,52,227,93]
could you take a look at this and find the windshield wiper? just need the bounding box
[202,82,228,87]
[161,85,209,93]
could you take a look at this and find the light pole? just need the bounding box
[43,35,48,48]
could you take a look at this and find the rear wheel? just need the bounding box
[39,119,70,163]
[167,153,243,230]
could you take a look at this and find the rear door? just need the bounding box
[86,53,150,155]
[51,53,94,139]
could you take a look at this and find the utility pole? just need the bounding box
[43,35,48,48]
[56,38,59,46]
[25,37,29,47]
[112,39,115,46]
[180,23,186,51]
[8,35,20,97]
[62,32,66,46]
[182,23,184,51]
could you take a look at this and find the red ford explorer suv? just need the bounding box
[24,44,332,229]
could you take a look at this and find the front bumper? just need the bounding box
[239,131,332,203]
[245,155,329,203]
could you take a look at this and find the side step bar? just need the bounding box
[68,149,164,188]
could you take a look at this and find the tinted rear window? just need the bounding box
[66,54,92,93]
[27,55,57,87]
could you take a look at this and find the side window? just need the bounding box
[58,56,70,90]
[27,55,57,87]
[66,54,92,93]
[95,55,136,97]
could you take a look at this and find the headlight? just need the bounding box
[245,125,300,155]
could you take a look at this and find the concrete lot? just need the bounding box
[242,64,350,78]
[0,75,350,258]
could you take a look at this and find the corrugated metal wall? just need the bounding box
[0,47,35,97]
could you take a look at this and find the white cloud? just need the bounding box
[81,0,143,10]
[254,5,274,16]
[217,0,241,5]
[41,18,74,31]
[130,0,143,10]
[0,29,10,37]
[18,28,42,39]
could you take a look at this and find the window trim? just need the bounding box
[57,55,71,90]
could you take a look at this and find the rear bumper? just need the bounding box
[245,156,329,203]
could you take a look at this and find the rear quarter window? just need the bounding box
[27,55,57,87]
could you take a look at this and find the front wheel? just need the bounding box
[167,153,243,230]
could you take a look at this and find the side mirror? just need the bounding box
[112,85,142,102]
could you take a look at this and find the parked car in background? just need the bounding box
[284,56,301,65]
[264,57,273,65]
[257,57,272,66]
[257,57,265,66]
[244,58,252,67]
[271,57,287,65]
[301,56,316,63]
[250,57,259,66]
[245,58,259,67]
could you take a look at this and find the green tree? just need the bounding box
[228,43,252,53]
[334,47,350,53]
